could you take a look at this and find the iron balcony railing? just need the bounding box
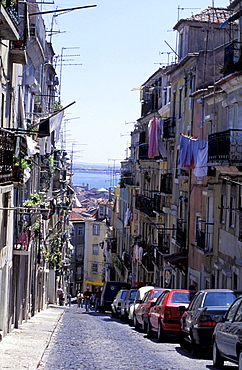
[163,117,176,139]
[223,41,242,77]
[1,0,19,26]
[176,219,187,248]
[0,132,14,184]
[138,143,149,159]
[160,173,172,194]
[135,194,155,217]
[208,129,242,164]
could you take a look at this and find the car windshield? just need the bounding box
[204,292,236,307]
[170,291,191,304]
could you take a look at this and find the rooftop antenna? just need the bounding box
[159,51,173,65]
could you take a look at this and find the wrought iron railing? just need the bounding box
[176,219,187,248]
[138,143,149,159]
[160,173,172,194]
[135,194,155,217]
[1,0,19,26]
[208,129,242,164]
[163,117,176,139]
[223,41,242,76]
[0,132,14,184]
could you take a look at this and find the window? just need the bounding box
[93,224,100,235]
[220,194,226,224]
[229,185,236,228]
[225,298,241,322]
[179,88,182,118]
[91,262,98,273]
[92,244,99,255]
[99,206,104,217]
[77,226,84,236]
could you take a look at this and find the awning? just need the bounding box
[164,252,187,272]
[84,279,104,286]
[220,10,241,28]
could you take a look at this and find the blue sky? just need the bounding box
[41,0,230,165]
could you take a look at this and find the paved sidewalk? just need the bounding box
[0,305,65,370]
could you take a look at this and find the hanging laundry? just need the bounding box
[133,243,139,263]
[179,135,208,177]
[148,117,167,158]
[124,208,132,227]
[193,139,208,177]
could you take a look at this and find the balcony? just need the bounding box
[223,41,242,77]
[154,193,162,213]
[0,132,14,184]
[160,173,172,194]
[208,129,242,165]
[158,232,170,254]
[135,194,155,217]
[176,220,187,248]
[10,39,27,65]
[0,1,19,40]
[163,117,176,139]
[138,143,149,159]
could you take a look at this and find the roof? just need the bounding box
[174,7,233,29]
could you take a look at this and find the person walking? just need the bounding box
[83,287,92,312]
[57,287,64,306]
[77,291,83,308]
[94,287,102,312]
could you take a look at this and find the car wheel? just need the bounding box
[146,319,153,338]
[111,309,116,318]
[213,342,224,368]
[157,322,166,342]
[238,350,242,370]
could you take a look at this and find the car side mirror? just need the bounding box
[135,299,142,304]
[150,301,155,307]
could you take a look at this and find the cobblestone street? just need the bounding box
[38,305,237,370]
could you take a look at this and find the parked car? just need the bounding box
[99,281,130,313]
[120,288,137,321]
[111,289,129,318]
[147,289,196,342]
[128,286,154,325]
[180,289,238,354]
[134,288,165,331]
[212,295,242,368]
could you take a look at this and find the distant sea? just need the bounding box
[72,170,120,190]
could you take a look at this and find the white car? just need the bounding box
[128,286,154,325]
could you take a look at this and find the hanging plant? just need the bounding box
[23,192,42,208]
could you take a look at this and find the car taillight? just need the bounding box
[164,307,172,319]
[198,314,217,327]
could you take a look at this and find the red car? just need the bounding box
[147,289,196,342]
[134,288,165,331]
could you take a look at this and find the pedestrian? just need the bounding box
[83,287,92,312]
[57,286,64,306]
[77,291,83,308]
[94,287,102,312]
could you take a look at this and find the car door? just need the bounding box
[136,291,149,324]
[185,292,203,333]
[216,297,242,357]
[150,291,168,329]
